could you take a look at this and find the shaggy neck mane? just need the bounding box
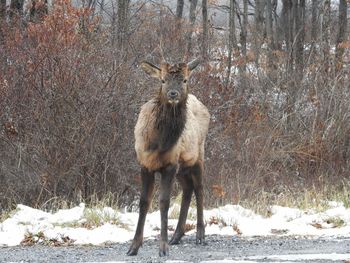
[149,98,187,153]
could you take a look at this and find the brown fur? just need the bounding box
[127,60,209,257]
[135,94,209,170]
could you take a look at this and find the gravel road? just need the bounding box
[1,235,350,263]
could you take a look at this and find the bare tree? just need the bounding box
[176,0,184,20]
[28,0,49,22]
[254,0,265,67]
[202,0,208,61]
[241,0,248,74]
[321,0,331,72]
[0,0,5,17]
[117,0,130,55]
[335,0,348,68]
[173,0,186,60]
[9,0,24,18]
[272,0,278,49]
[186,0,198,57]
[266,0,274,72]
[225,0,238,86]
[294,0,305,76]
[281,0,292,71]
[0,0,6,41]
[311,0,318,45]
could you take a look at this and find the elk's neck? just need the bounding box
[150,99,187,153]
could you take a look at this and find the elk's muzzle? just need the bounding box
[167,90,180,104]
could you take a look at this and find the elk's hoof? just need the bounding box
[159,249,169,257]
[126,247,138,256]
[196,226,206,245]
[169,233,183,245]
[169,238,180,245]
[127,240,141,256]
[159,241,169,257]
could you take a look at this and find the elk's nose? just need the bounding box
[167,90,179,99]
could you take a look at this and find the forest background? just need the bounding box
[0,0,349,213]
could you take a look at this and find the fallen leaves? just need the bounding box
[21,232,75,246]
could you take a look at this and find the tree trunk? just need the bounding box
[176,0,184,32]
[294,0,305,76]
[321,0,331,73]
[254,0,265,67]
[176,0,184,20]
[239,0,249,94]
[311,0,318,44]
[201,0,208,61]
[186,0,198,58]
[241,0,248,74]
[0,0,5,17]
[117,0,130,56]
[29,0,48,22]
[281,0,295,129]
[175,0,185,60]
[9,0,24,18]
[335,0,347,69]
[287,0,305,129]
[272,0,278,49]
[281,0,292,72]
[266,0,274,72]
[266,0,274,48]
[0,0,6,42]
[225,0,237,87]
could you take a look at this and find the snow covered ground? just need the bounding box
[1,201,350,247]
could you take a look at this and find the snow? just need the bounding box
[246,253,350,261]
[1,201,350,247]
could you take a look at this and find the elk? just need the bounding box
[127,59,210,257]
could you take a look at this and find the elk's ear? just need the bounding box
[187,58,201,71]
[140,61,161,79]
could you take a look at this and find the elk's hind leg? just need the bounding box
[169,166,194,245]
[192,161,206,245]
[127,167,155,256]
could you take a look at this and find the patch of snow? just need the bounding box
[246,253,350,261]
[48,203,85,224]
[1,201,350,247]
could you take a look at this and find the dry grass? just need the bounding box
[20,231,74,246]
[0,208,18,223]
[236,180,350,217]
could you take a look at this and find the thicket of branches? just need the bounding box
[0,0,349,210]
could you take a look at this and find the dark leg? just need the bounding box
[191,161,205,245]
[158,164,177,257]
[169,167,193,245]
[127,167,155,256]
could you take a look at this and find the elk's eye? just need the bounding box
[162,80,165,84]
[183,79,187,83]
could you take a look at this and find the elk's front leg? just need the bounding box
[159,164,176,256]
[127,167,155,256]
[192,161,206,245]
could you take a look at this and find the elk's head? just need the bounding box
[140,59,201,105]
